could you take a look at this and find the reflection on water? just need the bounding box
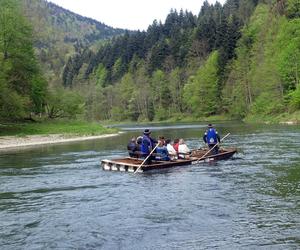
[0,122,299,249]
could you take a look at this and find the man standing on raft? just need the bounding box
[203,124,221,155]
[141,129,157,164]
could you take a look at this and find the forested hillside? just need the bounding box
[22,0,127,87]
[68,0,299,122]
[65,0,259,121]
[223,1,300,121]
[1,0,300,123]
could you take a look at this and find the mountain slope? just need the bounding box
[22,0,128,86]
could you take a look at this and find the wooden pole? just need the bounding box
[134,143,159,174]
[196,133,230,163]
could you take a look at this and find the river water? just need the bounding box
[0,122,299,249]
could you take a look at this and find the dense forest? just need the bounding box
[1,0,300,123]
[0,0,126,120]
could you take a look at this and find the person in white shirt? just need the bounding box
[165,139,177,160]
[178,138,191,159]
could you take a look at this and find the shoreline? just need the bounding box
[0,133,122,152]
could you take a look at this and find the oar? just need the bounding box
[195,133,230,163]
[134,143,159,174]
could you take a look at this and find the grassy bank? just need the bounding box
[4,111,295,138]
[0,120,117,137]
[244,111,300,124]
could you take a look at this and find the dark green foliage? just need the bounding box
[77,0,247,93]
[62,48,93,87]
[0,0,47,120]
[289,86,300,110]
[64,0,261,121]
[83,10,198,87]
[222,2,300,119]
[9,0,300,123]
[285,0,300,18]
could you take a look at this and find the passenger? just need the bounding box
[127,137,138,158]
[173,138,179,152]
[155,140,170,161]
[136,136,143,151]
[203,124,221,155]
[178,138,191,159]
[141,129,157,164]
[165,139,177,160]
[158,136,166,146]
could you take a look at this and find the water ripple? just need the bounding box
[0,123,299,249]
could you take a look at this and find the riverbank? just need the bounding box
[0,120,120,152]
[0,133,121,152]
[0,120,117,137]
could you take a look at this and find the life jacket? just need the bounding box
[206,128,218,145]
[141,135,153,154]
[173,143,179,152]
[156,146,170,161]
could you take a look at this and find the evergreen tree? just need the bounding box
[168,67,184,113]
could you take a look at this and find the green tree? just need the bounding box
[95,63,108,87]
[183,51,219,116]
[286,0,300,18]
[168,67,184,113]
[84,84,107,121]
[275,18,300,91]
[46,87,84,119]
[134,62,153,121]
[222,4,271,118]
[289,85,300,110]
[0,0,47,120]
[112,57,124,81]
[150,70,171,120]
[107,72,137,121]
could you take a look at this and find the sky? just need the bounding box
[48,0,226,31]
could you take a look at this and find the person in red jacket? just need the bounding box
[173,138,179,152]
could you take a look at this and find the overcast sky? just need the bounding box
[47,0,226,30]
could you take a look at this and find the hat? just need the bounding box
[143,129,151,135]
[208,124,213,128]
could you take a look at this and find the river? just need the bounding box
[0,122,299,249]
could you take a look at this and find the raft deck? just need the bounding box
[101,148,237,173]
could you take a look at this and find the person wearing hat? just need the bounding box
[203,124,221,155]
[141,129,157,163]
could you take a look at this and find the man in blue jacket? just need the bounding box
[203,124,221,155]
[141,129,157,163]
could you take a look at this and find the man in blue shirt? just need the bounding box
[203,124,221,155]
[141,129,157,163]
